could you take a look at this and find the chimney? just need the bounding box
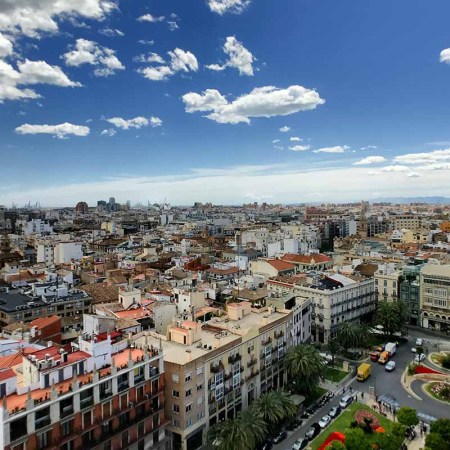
[47,340,52,348]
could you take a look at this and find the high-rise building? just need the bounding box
[75,202,89,215]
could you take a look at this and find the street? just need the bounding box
[273,332,450,450]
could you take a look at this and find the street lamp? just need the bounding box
[373,377,377,399]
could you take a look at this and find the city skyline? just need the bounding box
[2,0,450,205]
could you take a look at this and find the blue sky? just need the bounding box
[1,0,450,206]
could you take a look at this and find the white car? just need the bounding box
[416,338,424,346]
[319,415,331,428]
[411,347,417,353]
[415,353,426,362]
[385,361,396,372]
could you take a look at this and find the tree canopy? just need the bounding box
[396,406,419,428]
[374,300,408,337]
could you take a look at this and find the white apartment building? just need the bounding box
[37,242,83,267]
[20,219,53,236]
[374,263,401,303]
[294,273,376,343]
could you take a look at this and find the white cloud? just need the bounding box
[138,48,198,81]
[168,48,198,72]
[207,0,251,15]
[0,59,80,102]
[137,14,165,23]
[380,165,409,172]
[394,148,450,165]
[353,155,386,165]
[313,145,349,154]
[167,21,179,31]
[407,172,420,178]
[279,126,290,132]
[183,85,324,124]
[361,145,377,150]
[106,116,162,130]
[62,38,125,77]
[206,36,254,76]
[272,139,280,144]
[0,32,13,57]
[289,145,310,152]
[17,59,81,87]
[101,128,116,136]
[138,39,155,45]
[439,48,450,64]
[0,0,116,38]
[99,28,124,37]
[290,136,302,142]
[133,52,165,64]
[15,122,90,138]
[273,145,284,151]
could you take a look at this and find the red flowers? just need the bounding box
[355,410,380,429]
[319,431,346,450]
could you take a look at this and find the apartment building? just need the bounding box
[134,302,294,450]
[0,333,166,450]
[0,283,92,342]
[294,273,376,343]
[420,264,450,334]
[391,214,428,232]
[400,264,423,326]
[374,264,401,303]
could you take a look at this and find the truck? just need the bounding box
[385,342,397,356]
[357,363,371,381]
[369,350,380,362]
[378,351,389,365]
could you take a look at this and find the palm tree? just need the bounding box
[237,408,267,448]
[208,418,253,450]
[374,300,408,337]
[284,344,325,395]
[253,390,286,426]
[336,321,362,349]
[326,337,340,366]
[275,389,297,421]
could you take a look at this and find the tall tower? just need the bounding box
[358,201,368,238]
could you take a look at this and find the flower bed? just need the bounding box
[415,365,443,375]
[355,409,380,429]
[319,431,345,450]
[429,382,450,401]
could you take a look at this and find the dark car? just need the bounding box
[305,423,321,440]
[258,440,273,450]
[329,406,341,419]
[286,419,303,431]
[272,431,288,445]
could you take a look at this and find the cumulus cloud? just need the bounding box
[0,32,13,57]
[99,28,124,37]
[272,139,280,144]
[361,145,377,150]
[439,48,450,64]
[62,38,124,77]
[407,172,420,177]
[137,48,198,81]
[133,52,165,64]
[353,155,386,165]
[0,59,80,102]
[313,145,349,154]
[137,14,165,23]
[279,126,290,132]
[206,36,254,76]
[101,128,116,137]
[207,0,251,15]
[289,145,310,152]
[182,85,324,124]
[106,116,162,130]
[380,165,409,172]
[138,39,155,46]
[290,136,302,142]
[0,0,116,38]
[15,122,90,139]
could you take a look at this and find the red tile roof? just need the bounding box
[266,259,296,272]
[282,253,331,264]
[0,368,16,381]
[30,315,60,329]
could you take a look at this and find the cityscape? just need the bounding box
[1,2,450,450]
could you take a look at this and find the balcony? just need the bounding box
[228,353,241,364]
[245,369,259,381]
[247,357,257,368]
[261,336,272,346]
[208,395,216,405]
[210,362,224,373]
[224,372,232,381]
[274,330,284,339]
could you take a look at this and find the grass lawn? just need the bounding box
[303,387,328,407]
[310,402,393,450]
[323,367,348,383]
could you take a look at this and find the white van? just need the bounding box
[339,394,353,409]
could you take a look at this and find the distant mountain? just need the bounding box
[371,196,450,204]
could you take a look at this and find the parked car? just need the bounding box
[411,347,417,353]
[329,406,341,418]
[319,415,331,428]
[292,438,308,450]
[259,440,273,450]
[339,394,354,409]
[385,361,396,372]
[415,353,426,362]
[286,419,302,431]
[305,423,321,440]
[416,338,424,346]
[272,431,288,445]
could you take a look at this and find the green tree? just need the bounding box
[284,344,325,395]
[336,321,364,349]
[396,406,419,428]
[327,441,346,450]
[208,418,252,450]
[442,354,450,369]
[344,427,372,450]
[430,418,450,443]
[376,423,405,450]
[236,408,267,448]
[425,432,448,450]
[374,300,408,337]
[252,391,286,428]
[327,337,340,366]
[274,389,297,421]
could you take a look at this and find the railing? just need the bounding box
[261,336,272,346]
[247,358,257,368]
[228,353,241,364]
[274,330,284,339]
[210,362,224,373]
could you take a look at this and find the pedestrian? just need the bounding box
[361,391,364,399]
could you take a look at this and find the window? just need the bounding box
[185,404,192,413]
[61,420,72,437]
[172,390,180,398]
[173,404,180,414]
[197,383,203,391]
[172,373,179,383]
[37,432,49,450]
[196,366,203,376]
[186,388,192,397]
[185,372,192,382]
